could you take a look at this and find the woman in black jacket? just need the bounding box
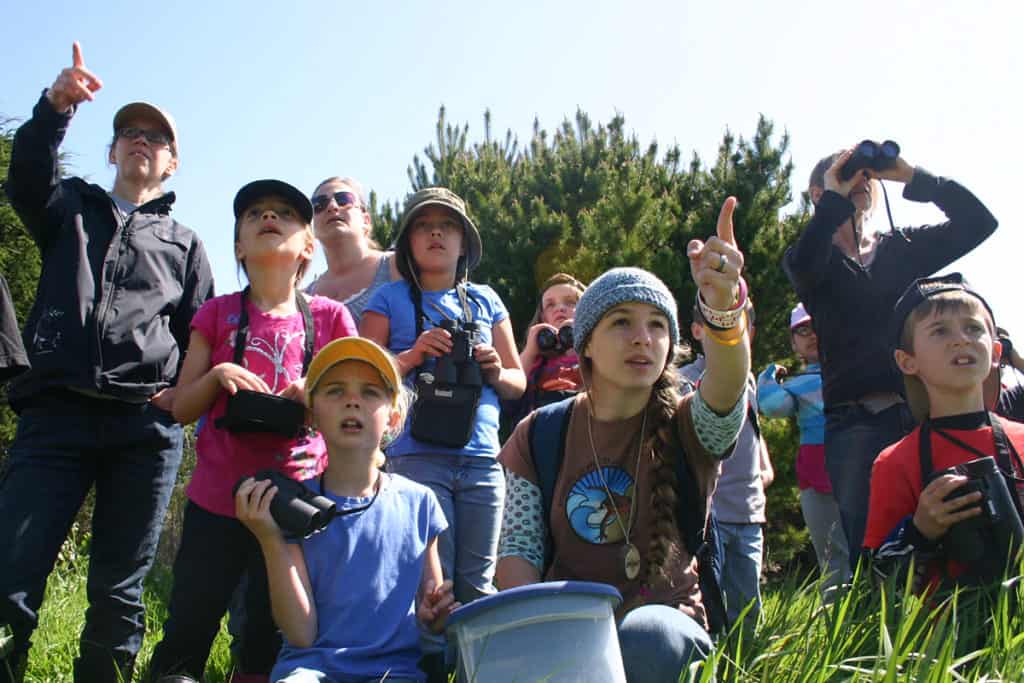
[0,42,214,683]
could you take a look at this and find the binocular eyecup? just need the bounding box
[537,325,574,355]
[839,139,901,181]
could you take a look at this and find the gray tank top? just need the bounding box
[308,252,394,325]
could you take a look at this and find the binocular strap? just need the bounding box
[316,472,382,524]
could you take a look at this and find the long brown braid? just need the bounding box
[643,350,686,585]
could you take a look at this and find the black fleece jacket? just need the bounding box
[783,169,997,409]
[3,93,215,409]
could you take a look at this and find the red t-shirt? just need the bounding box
[864,416,1024,584]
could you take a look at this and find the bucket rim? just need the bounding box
[446,580,622,628]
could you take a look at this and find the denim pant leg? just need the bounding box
[717,522,763,629]
[0,408,96,680]
[825,403,913,569]
[387,455,503,604]
[618,605,713,683]
[76,404,183,681]
[451,457,504,604]
[799,488,851,594]
[147,501,253,680]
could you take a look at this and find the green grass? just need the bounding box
[17,541,1024,682]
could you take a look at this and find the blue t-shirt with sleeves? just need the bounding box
[271,473,447,682]
[365,280,509,458]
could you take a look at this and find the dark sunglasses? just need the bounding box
[311,191,360,214]
[116,127,172,147]
[792,325,816,337]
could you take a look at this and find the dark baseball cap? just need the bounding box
[233,179,314,224]
[891,273,996,421]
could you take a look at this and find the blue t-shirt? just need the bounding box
[365,280,509,458]
[271,473,447,682]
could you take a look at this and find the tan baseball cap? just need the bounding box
[112,102,178,157]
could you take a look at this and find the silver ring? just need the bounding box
[714,252,728,273]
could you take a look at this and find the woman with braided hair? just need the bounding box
[496,198,751,681]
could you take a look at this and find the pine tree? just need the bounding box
[0,125,42,447]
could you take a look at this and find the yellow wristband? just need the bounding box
[702,311,747,347]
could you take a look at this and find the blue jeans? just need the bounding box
[147,501,280,680]
[386,455,503,605]
[618,605,713,683]
[0,394,183,683]
[824,402,914,570]
[716,522,763,629]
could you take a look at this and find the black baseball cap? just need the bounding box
[233,179,313,224]
[891,273,996,421]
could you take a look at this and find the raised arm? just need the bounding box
[7,43,101,248]
[687,197,750,415]
[756,364,798,418]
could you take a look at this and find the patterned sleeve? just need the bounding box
[689,387,746,459]
[497,472,546,571]
[868,516,938,591]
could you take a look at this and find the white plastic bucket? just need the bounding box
[446,581,625,682]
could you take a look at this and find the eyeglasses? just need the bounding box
[311,191,360,214]
[116,127,172,147]
[792,325,816,337]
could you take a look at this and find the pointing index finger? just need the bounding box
[72,41,84,68]
[717,196,738,247]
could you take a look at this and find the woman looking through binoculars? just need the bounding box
[784,141,999,565]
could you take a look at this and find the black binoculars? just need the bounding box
[839,139,901,181]
[537,325,574,355]
[234,469,335,538]
[431,319,483,388]
[929,456,1024,578]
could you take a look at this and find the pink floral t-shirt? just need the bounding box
[186,292,357,517]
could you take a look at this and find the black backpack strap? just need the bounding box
[528,396,575,575]
[745,375,762,440]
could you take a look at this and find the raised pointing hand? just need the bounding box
[46,42,103,113]
[687,196,744,311]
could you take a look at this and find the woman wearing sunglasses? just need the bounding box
[306,177,401,324]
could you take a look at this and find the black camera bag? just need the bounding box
[411,379,481,447]
[408,283,482,448]
[215,288,314,438]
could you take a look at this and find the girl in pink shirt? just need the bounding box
[148,180,356,683]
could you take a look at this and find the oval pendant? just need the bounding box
[624,543,641,580]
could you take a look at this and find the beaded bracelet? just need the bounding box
[697,277,748,330]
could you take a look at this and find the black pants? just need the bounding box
[147,501,281,680]
[0,395,183,683]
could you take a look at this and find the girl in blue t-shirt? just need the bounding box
[236,337,454,683]
[361,187,526,605]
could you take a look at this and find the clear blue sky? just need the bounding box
[3,1,1022,335]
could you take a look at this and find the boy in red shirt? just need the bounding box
[864,274,1024,592]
